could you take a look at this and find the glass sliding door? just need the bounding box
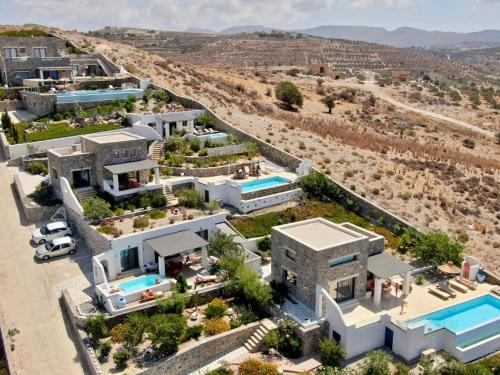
[120,247,139,271]
[335,277,355,303]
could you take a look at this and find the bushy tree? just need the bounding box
[1,110,12,133]
[178,188,203,208]
[207,232,242,258]
[300,171,344,202]
[122,312,148,347]
[205,200,221,214]
[413,232,464,265]
[322,95,335,114]
[363,350,391,375]
[275,81,303,109]
[257,236,271,252]
[157,293,187,315]
[263,319,302,358]
[154,89,170,103]
[176,273,189,293]
[148,314,186,355]
[82,197,113,220]
[244,142,259,159]
[195,112,217,127]
[113,347,131,370]
[319,338,346,368]
[84,314,108,341]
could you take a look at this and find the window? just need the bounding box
[52,168,58,179]
[4,48,17,59]
[129,149,136,156]
[182,121,188,127]
[120,247,139,271]
[34,48,47,58]
[335,277,356,303]
[283,268,297,286]
[72,169,91,189]
[121,150,128,157]
[285,248,296,261]
[329,254,358,268]
[13,71,29,85]
[113,151,120,158]
[19,48,26,53]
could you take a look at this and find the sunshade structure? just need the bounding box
[367,252,415,306]
[143,231,209,277]
[104,159,159,175]
[438,261,461,276]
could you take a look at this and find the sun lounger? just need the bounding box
[437,281,457,297]
[491,286,500,297]
[456,277,477,290]
[449,280,468,293]
[203,128,211,134]
[428,287,450,300]
[209,128,217,134]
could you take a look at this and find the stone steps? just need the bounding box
[75,188,96,203]
[150,141,165,161]
[243,319,276,353]
[162,185,177,205]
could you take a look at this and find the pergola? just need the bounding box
[367,252,415,306]
[104,159,160,194]
[143,231,209,277]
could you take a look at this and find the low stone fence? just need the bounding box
[140,321,261,375]
[60,289,102,375]
[207,144,245,156]
[241,182,299,200]
[13,173,60,222]
[171,161,253,177]
[297,320,329,356]
[22,156,48,169]
[0,99,23,112]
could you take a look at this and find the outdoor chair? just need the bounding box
[436,281,457,297]
[449,280,468,293]
[456,277,477,290]
[491,286,500,297]
[428,286,450,300]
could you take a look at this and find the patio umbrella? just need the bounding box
[438,261,461,276]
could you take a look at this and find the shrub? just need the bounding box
[239,358,279,375]
[395,362,410,375]
[412,231,464,265]
[272,318,302,358]
[178,188,203,208]
[113,347,132,370]
[148,209,166,219]
[122,313,148,347]
[176,273,189,293]
[362,350,391,375]
[198,148,208,156]
[262,330,280,352]
[110,323,127,343]
[275,81,303,109]
[154,89,170,103]
[319,338,346,368]
[415,274,425,285]
[205,200,221,214]
[26,162,48,175]
[29,181,59,206]
[99,341,112,358]
[208,232,242,258]
[183,324,203,341]
[133,216,149,229]
[300,171,344,202]
[203,318,229,336]
[322,95,335,114]
[83,198,113,220]
[244,142,259,159]
[204,298,228,318]
[148,314,186,355]
[257,236,271,252]
[195,112,217,127]
[84,314,108,341]
[190,138,201,152]
[207,367,234,375]
[462,138,475,149]
[157,293,187,315]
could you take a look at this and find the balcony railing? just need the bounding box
[102,179,162,197]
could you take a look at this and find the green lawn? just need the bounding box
[9,122,121,144]
[230,200,401,249]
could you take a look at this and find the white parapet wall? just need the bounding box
[239,188,302,213]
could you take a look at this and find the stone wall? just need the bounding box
[297,320,330,356]
[13,173,60,222]
[206,143,245,156]
[140,321,261,375]
[66,205,112,256]
[241,182,299,200]
[48,150,96,196]
[21,91,57,116]
[0,100,23,112]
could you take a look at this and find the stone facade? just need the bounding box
[48,149,96,196]
[271,219,371,310]
[297,320,330,356]
[241,182,298,200]
[0,36,69,85]
[21,91,57,116]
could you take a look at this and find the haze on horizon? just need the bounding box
[0,0,499,33]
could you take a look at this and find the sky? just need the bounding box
[0,0,498,33]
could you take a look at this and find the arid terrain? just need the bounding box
[42,26,500,272]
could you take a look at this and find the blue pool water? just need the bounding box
[240,176,290,193]
[407,294,500,334]
[56,89,143,103]
[117,274,165,293]
[209,132,227,139]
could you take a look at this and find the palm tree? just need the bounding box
[322,95,335,114]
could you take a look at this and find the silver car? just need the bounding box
[35,236,76,260]
[32,221,72,244]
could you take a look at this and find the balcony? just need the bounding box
[102,159,162,197]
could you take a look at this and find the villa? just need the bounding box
[271,218,500,363]
[48,131,162,199]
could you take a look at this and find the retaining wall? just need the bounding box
[170,161,253,177]
[0,100,23,112]
[13,173,60,222]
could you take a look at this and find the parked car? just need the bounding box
[35,236,76,260]
[32,221,72,244]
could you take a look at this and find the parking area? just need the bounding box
[0,153,87,375]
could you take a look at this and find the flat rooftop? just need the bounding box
[276,218,364,250]
[83,131,143,144]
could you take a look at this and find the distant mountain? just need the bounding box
[219,25,275,35]
[295,25,500,48]
[185,27,216,34]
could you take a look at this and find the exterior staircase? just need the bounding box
[243,319,277,353]
[162,185,177,205]
[150,141,165,161]
[75,188,96,203]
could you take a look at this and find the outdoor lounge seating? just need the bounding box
[140,289,156,302]
[456,277,477,290]
[491,286,500,297]
[195,273,217,285]
[436,281,457,297]
[182,254,203,266]
[428,286,450,300]
[449,280,468,293]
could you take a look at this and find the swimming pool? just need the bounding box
[240,176,290,193]
[407,294,500,334]
[117,274,165,293]
[209,132,227,139]
[56,89,144,103]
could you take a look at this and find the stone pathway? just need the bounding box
[52,273,94,305]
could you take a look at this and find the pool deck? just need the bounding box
[342,278,496,328]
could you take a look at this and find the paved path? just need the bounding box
[326,80,495,138]
[0,152,87,375]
